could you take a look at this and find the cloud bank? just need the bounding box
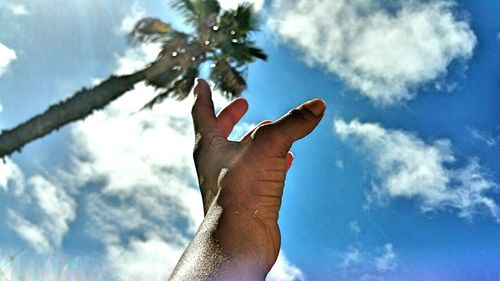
[268,0,476,105]
[335,119,499,222]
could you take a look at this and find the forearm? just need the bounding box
[169,203,273,281]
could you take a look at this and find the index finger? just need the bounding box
[191,78,217,135]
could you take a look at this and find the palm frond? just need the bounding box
[141,67,199,110]
[192,0,221,22]
[141,86,176,110]
[234,3,259,33]
[172,0,197,22]
[171,67,199,100]
[219,41,267,65]
[209,60,246,99]
[174,0,221,27]
[128,18,172,43]
[145,65,182,89]
[248,46,267,61]
[156,32,190,61]
[219,3,259,37]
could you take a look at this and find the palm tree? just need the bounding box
[0,0,266,158]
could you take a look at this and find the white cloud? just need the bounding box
[268,0,476,105]
[7,210,51,253]
[339,242,398,279]
[0,159,24,194]
[107,236,185,281]
[30,176,76,243]
[341,247,362,268]
[70,79,203,278]
[117,2,146,34]
[219,0,265,11]
[8,3,28,16]
[334,119,499,222]
[471,128,500,149]
[7,175,76,253]
[0,42,17,77]
[267,251,306,281]
[374,244,397,272]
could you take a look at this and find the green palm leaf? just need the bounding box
[210,59,246,98]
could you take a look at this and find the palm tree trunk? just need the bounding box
[0,42,207,159]
[0,69,149,158]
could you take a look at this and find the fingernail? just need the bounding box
[303,99,326,117]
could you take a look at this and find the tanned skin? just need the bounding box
[169,79,326,281]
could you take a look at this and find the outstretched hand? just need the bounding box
[171,78,325,280]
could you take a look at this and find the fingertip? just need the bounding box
[234,97,249,112]
[194,78,210,96]
[303,99,326,117]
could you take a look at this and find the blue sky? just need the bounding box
[0,0,499,280]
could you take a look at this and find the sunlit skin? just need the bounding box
[169,78,326,281]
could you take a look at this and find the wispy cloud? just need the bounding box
[348,221,361,234]
[268,0,476,105]
[0,42,16,77]
[7,210,51,253]
[339,242,398,279]
[470,128,500,149]
[374,244,397,272]
[334,119,499,222]
[7,175,76,253]
[341,247,362,268]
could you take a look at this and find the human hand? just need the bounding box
[190,78,325,276]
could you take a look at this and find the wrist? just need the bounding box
[209,202,280,278]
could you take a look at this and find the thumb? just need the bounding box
[254,99,326,154]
